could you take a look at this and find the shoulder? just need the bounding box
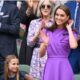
[4,2,18,11]
[30,18,41,24]
[65,1,77,9]
[65,1,76,5]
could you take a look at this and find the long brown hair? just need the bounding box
[48,5,71,31]
[4,55,19,80]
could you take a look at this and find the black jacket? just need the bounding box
[0,2,20,57]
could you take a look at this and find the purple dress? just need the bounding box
[43,29,77,80]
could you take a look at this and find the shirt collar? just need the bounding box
[38,17,53,22]
[0,0,4,11]
[0,0,4,7]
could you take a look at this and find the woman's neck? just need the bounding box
[8,72,16,78]
[57,24,64,29]
[42,15,51,22]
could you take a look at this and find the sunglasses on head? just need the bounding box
[41,5,51,9]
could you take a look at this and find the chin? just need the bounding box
[12,69,18,73]
[43,13,49,16]
[56,21,62,25]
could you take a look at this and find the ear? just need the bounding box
[66,16,69,21]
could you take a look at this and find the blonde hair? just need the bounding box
[4,55,19,80]
[37,0,55,17]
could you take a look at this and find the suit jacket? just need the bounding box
[6,1,17,5]
[65,1,77,20]
[0,2,20,58]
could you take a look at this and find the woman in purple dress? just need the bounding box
[39,5,78,80]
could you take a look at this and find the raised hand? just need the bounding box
[39,30,49,44]
[66,20,74,30]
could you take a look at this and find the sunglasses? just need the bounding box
[41,5,51,9]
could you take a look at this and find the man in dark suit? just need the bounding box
[0,1,20,75]
[65,0,80,74]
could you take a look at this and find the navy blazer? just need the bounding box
[0,2,20,57]
[65,1,80,45]
[65,1,77,20]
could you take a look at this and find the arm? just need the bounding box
[66,20,78,49]
[0,6,20,37]
[39,43,48,57]
[20,71,33,80]
[27,20,39,46]
[24,74,33,80]
[39,30,49,57]
[27,20,45,47]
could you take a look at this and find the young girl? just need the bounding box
[0,55,33,80]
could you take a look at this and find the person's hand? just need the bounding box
[20,23,26,31]
[66,20,74,30]
[39,30,49,45]
[35,20,45,37]
[40,20,46,29]
[25,74,34,80]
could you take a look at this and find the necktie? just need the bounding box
[75,3,80,34]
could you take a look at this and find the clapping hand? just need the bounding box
[35,20,45,37]
[39,30,49,45]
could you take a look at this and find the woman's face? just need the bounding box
[8,58,19,73]
[40,0,52,17]
[55,8,69,27]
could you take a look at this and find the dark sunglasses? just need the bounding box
[41,5,51,9]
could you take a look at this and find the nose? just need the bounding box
[45,6,48,9]
[57,15,61,20]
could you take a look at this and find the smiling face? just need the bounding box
[8,58,19,73]
[40,0,52,17]
[55,8,69,27]
[54,5,71,29]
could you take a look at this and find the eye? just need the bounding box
[17,63,19,65]
[55,13,59,16]
[12,63,16,65]
[60,14,65,17]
